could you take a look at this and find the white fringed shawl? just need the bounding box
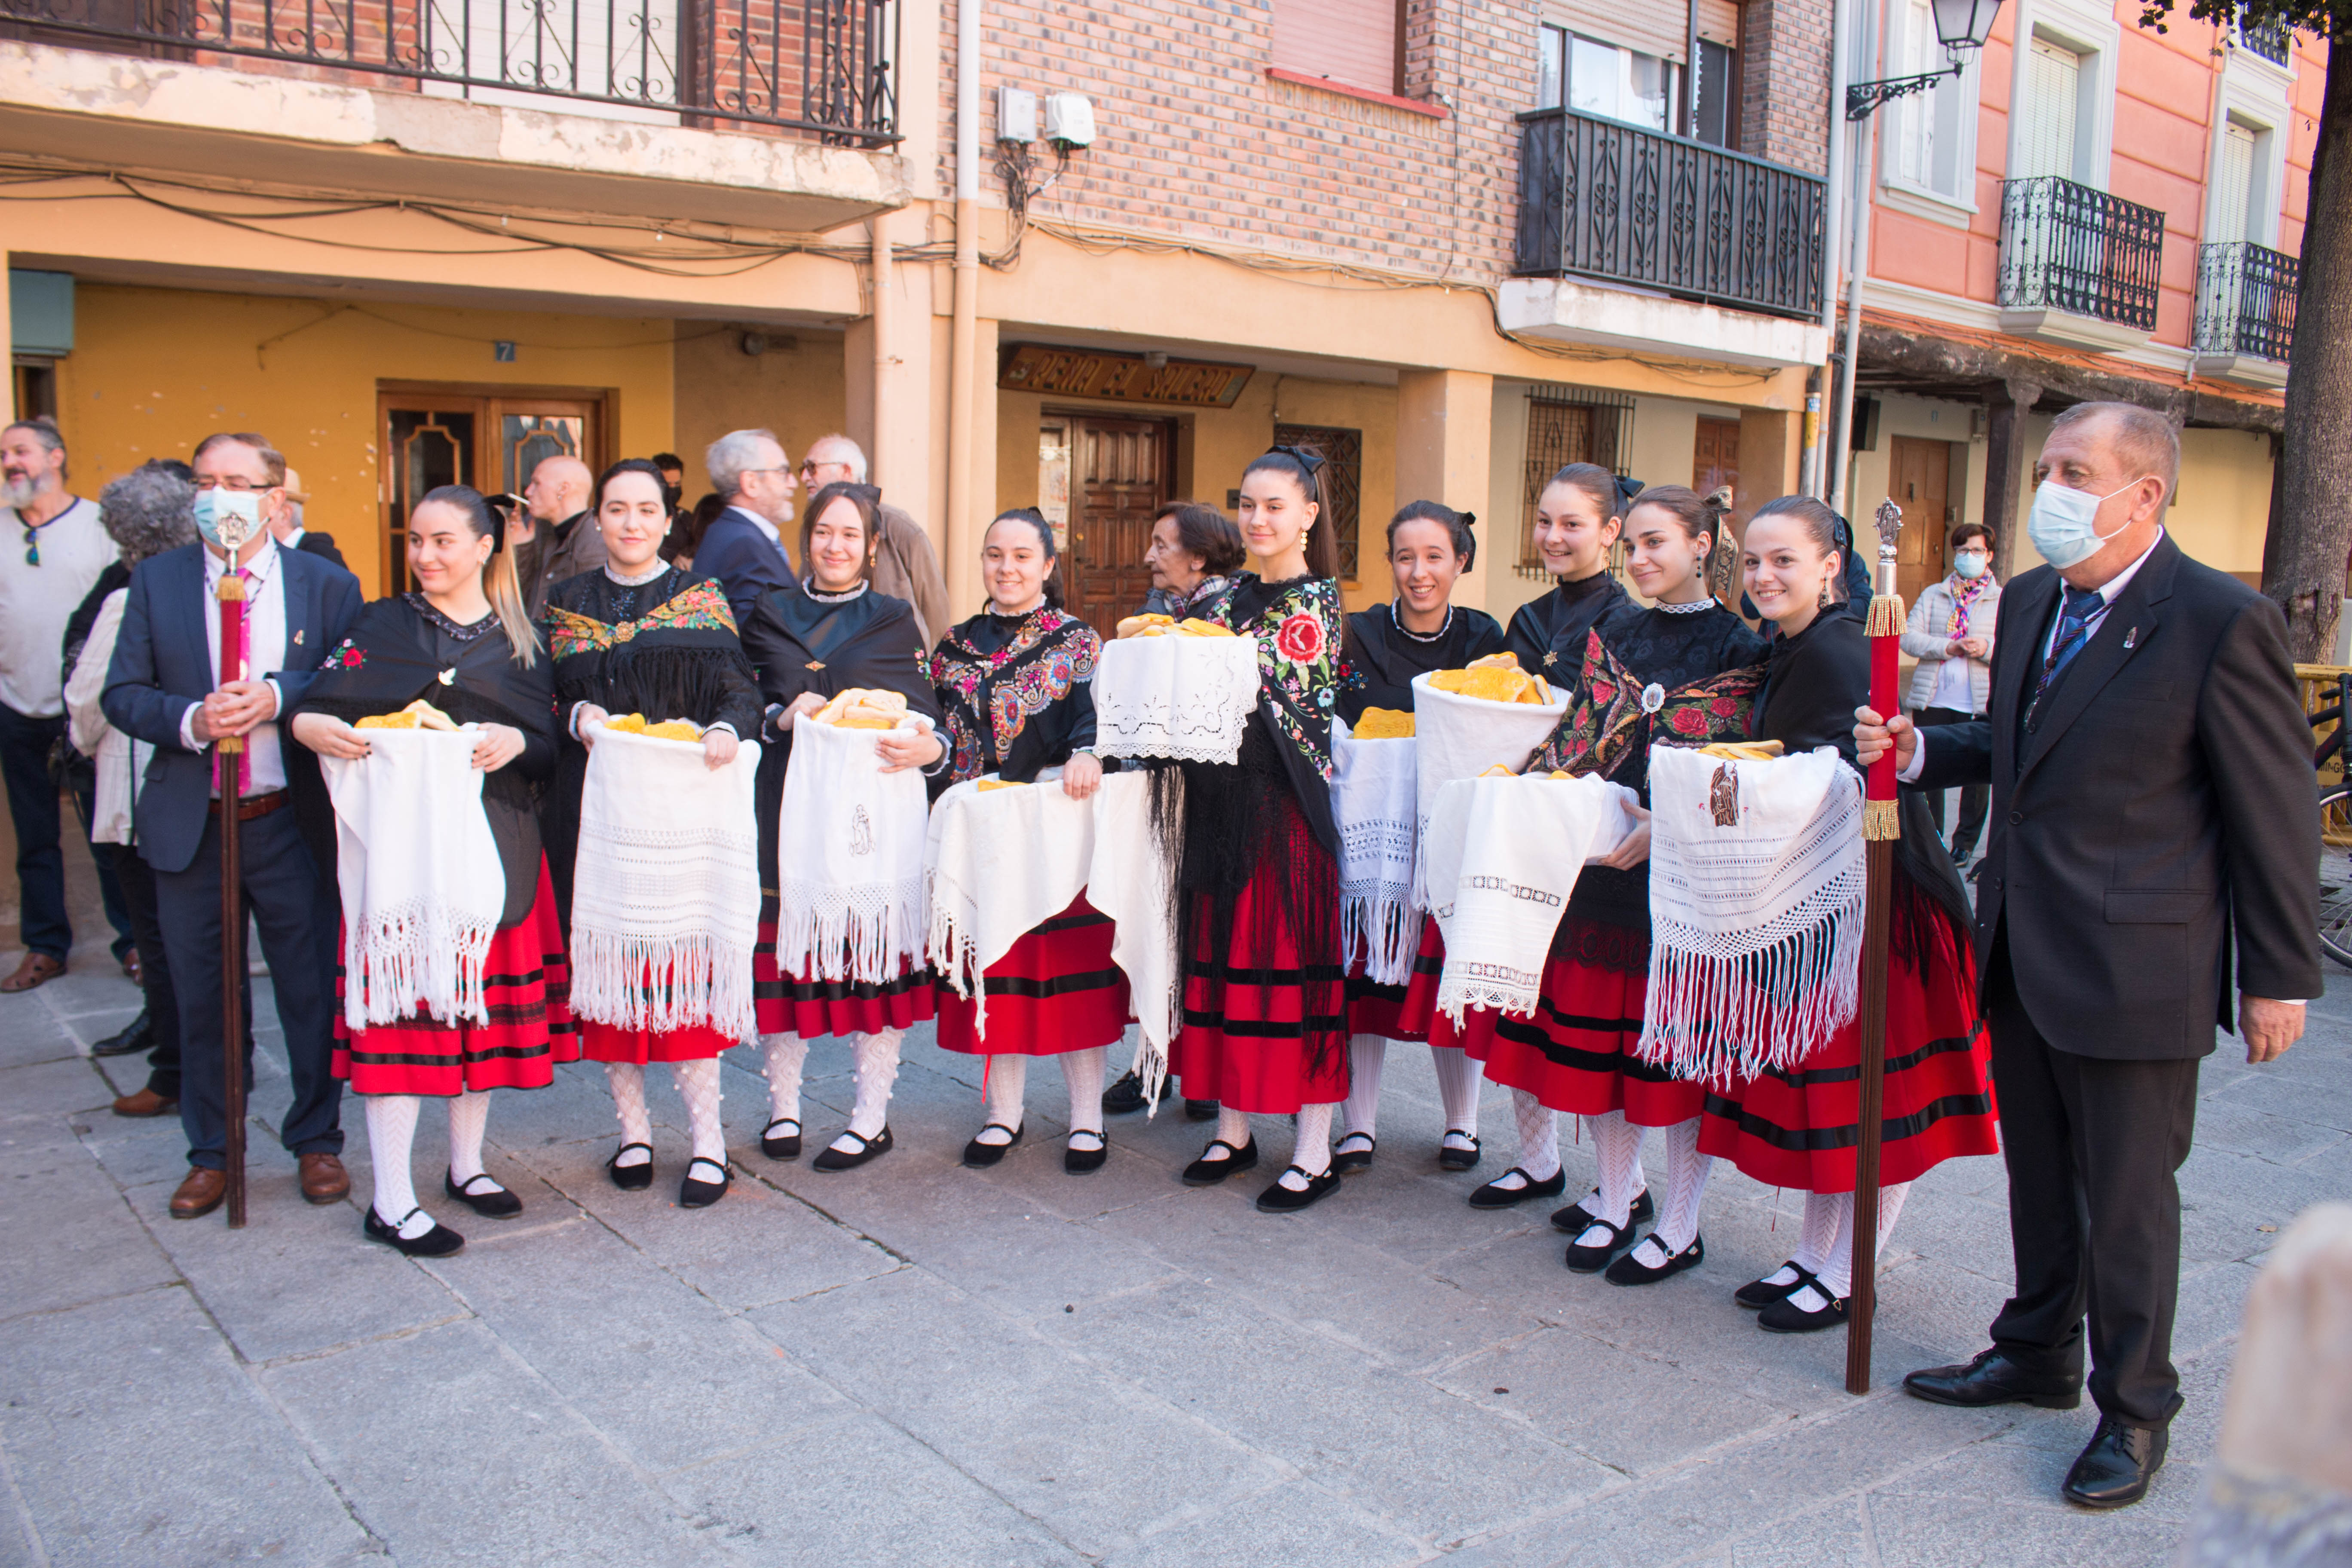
[1638,746,1867,1089]
[568,723,763,1038]
[1090,634,1261,764]
[1407,671,1568,910]
[320,727,504,1032]
[774,715,933,984]
[925,771,1096,1039]
[1330,719,1419,986]
[1087,769,1180,1108]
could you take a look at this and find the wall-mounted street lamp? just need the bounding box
[1845,0,2003,119]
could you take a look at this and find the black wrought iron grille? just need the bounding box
[1516,384,1634,581]
[2239,16,2293,65]
[2194,239,2299,362]
[1997,177,2164,331]
[1274,423,1364,583]
[0,0,900,143]
[1513,107,1826,322]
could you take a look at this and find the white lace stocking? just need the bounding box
[845,1028,901,1140]
[761,1031,808,1127]
[1430,1044,1482,1136]
[977,1054,1029,1144]
[673,1058,725,1167]
[1652,1117,1713,1254]
[445,1088,493,1188]
[1215,1105,1251,1152]
[1798,1182,1912,1305]
[1061,1046,1108,1138]
[1341,1034,1387,1139]
[1511,1089,1562,1182]
[606,1063,652,1167]
[1277,1102,1335,1188]
[1587,1110,1646,1228]
[363,1094,431,1237]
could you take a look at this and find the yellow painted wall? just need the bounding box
[2169,427,2273,580]
[671,326,850,512]
[51,285,676,598]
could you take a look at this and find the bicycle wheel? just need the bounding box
[2320,784,2352,969]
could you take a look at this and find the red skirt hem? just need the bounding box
[937,896,1131,1057]
[577,1019,738,1064]
[753,910,935,1040]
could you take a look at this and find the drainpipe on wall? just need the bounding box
[1828,0,1880,518]
[944,0,983,615]
[1815,0,1850,501]
[871,218,893,490]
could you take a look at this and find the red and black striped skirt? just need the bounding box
[1344,914,1444,1042]
[937,894,1131,1057]
[753,892,936,1040]
[333,861,577,1096]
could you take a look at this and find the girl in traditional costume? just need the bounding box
[545,459,764,1209]
[1331,500,1504,1175]
[290,485,564,1257]
[1504,464,1634,683]
[1462,488,1768,1291]
[1702,496,1995,1331]
[1170,446,1349,1212]
[741,482,944,1173]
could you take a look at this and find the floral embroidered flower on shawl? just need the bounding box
[1537,629,1765,778]
[543,581,737,662]
[928,607,1100,783]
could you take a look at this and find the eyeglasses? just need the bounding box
[796,461,820,475]
[193,476,270,492]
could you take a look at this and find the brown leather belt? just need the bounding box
[208,789,290,821]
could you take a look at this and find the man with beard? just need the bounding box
[0,418,119,992]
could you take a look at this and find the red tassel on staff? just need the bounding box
[1847,498,1905,1395]
[215,562,251,1230]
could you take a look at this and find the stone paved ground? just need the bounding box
[4,830,2350,1568]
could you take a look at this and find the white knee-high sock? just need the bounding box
[1214,1105,1251,1150]
[1512,1090,1562,1182]
[761,1032,808,1127]
[1341,1035,1386,1141]
[1651,1118,1713,1253]
[1791,1191,1848,1279]
[364,1094,431,1237]
[607,1063,652,1167]
[1280,1101,1335,1185]
[672,1058,725,1167]
[1430,1045,1482,1138]
[1061,1046,1108,1139]
[1587,1110,1646,1228]
[845,1029,901,1139]
[977,1054,1029,1144]
[445,1089,494,1187]
[1806,1182,1913,1302]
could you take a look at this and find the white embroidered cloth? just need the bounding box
[1091,634,1260,764]
[1087,769,1180,1109]
[1407,671,1570,910]
[1422,772,1637,1023]
[1639,746,1866,1089]
[1331,720,1419,986]
[320,727,504,1031]
[569,722,763,1039]
[925,770,1097,1040]
[775,715,934,983]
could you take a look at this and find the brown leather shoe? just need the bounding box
[170,1167,227,1219]
[112,1087,178,1118]
[0,952,64,993]
[299,1152,350,1204]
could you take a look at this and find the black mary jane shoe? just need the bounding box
[2061,1417,2167,1509]
[962,1122,1025,1169]
[363,1205,465,1258]
[1551,1185,1654,1235]
[1757,1283,1849,1333]
[1437,1133,1481,1172]
[1256,1164,1341,1213]
[444,1170,524,1219]
[1735,1261,1813,1311]
[1564,1216,1640,1274]
[1332,1134,1376,1175]
[1181,1136,1259,1186]
[680,1155,732,1209]
[1604,1233,1705,1286]
[1102,1070,1172,1115]
[761,1118,803,1161]
[1065,1130,1109,1174]
[607,1142,655,1191]
[812,1125,894,1173]
[1468,1166,1569,1210]
[1183,1098,1220,1121]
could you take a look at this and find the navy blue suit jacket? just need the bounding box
[101,542,364,875]
[693,506,796,628]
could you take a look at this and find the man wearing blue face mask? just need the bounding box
[101,431,364,1222]
[1855,401,2319,1511]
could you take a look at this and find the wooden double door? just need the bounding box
[1050,412,1174,639]
[1889,436,1957,606]
[378,384,612,593]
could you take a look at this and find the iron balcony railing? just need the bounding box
[0,0,900,144]
[2239,16,2294,66]
[1513,107,1826,322]
[2194,239,2299,362]
[1997,176,2164,332]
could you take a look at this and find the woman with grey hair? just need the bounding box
[64,459,200,1120]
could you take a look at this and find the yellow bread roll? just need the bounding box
[1428,659,1550,706]
[355,712,419,729]
[1478,763,1516,778]
[1116,613,1176,639]
[603,713,648,733]
[643,719,703,742]
[1351,707,1415,740]
[400,698,459,731]
[976,780,1023,792]
[1176,619,1236,637]
[1696,739,1784,760]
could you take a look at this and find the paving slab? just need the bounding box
[0,1129,176,1322]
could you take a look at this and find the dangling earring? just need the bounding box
[1816,576,1833,609]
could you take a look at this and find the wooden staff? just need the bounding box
[216,553,250,1229]
[1847,497,1905,1394]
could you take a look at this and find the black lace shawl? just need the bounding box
[928,606,1101,790]
[291,594,556,928]
[1505,572,1629,688]
[1336,601,1507,724]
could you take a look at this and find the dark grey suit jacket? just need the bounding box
[1914,533,2320,1058]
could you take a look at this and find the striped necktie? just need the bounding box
[2025,583,2102,731]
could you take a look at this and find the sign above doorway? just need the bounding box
[999,343,1254,407]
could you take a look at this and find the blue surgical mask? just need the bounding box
[1952,551,1988,580]
[2026,477,2147,570]
[193,488,263,551]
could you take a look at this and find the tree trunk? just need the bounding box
[2266,24,2352,662]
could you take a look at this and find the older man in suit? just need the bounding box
[695,429,798,625]
[1858,401,2320,1510]
[799,433,949,647]
[103,432,365,1221]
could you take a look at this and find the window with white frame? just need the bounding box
[2210,119,2260,242]
[1888,0,1976,202]
[1535,23,1682,132]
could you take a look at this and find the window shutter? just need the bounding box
[1541,0,1686,66]
[1271,0,1402,96]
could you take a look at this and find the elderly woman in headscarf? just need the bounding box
[62,460,200,1122]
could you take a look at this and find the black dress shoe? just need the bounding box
[1902,1346,2082,1410]
[1256,1164,1341,1212]
[1184,1098,1220,1121]
[1065,1130,1108,1173]
[1182,1136,1258,1186]
[1605,1233,1704,1286]
[1468,1166,1568,1210]
[1564,1216,1639,1273]
[1437,1133,1481,1172]
[1758,1284,1848,1333]
[363,1205,464,1258]
[680,1156,731,1208]
[1734,1261,1812,1310]
[90,1008,154,1057]
[444,1170,524,1219]
[608,1142,655,1191]
[1551,1185,1654,1234]
[1102,1070,1172,1115]
[962,1122,1025,1168]
[1332,1134,1375,1174]
[761,1118,802,1160]
[2061,1418,2167,1509]
[812,1126,894,1172]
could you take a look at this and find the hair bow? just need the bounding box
[1268,444,1326,476]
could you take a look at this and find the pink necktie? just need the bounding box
[214,567,252,794]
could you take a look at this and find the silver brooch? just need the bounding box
[1640,683,1665,714]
